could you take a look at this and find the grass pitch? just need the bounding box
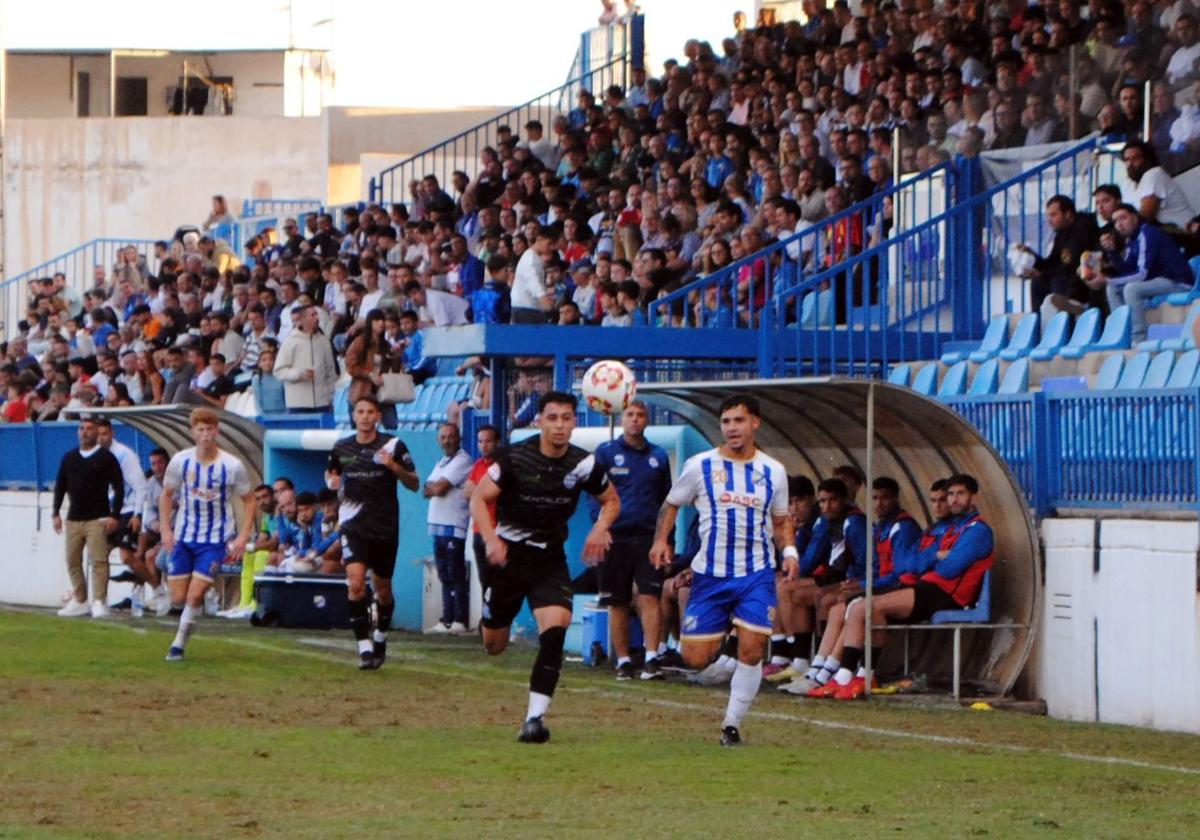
[2,607,1198,839]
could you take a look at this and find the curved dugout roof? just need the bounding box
[640,377,1040,697]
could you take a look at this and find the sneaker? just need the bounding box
[657,648,687,670]
[640,659,665,681]
[778,675,821,695]
[806,679,843,698]
[763,663,797,683]
[90,601,110,619]
[109,598,132,611]
[153,587,172,617]
[719,725,742,747]
[615,661,636,681]
[57,600,90,618]
[687,661,734,687]
[221,606,256,620]
[372,640,387,668]
[425,622,452,635]
[167,606,183,617]
[517,716,551,744]
[358,649,381,671]
[110,570,137,583]
[164,646,185,662]
[448,621,468,635]
[833,676,876,701]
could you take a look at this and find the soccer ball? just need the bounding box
[581,360,637,415]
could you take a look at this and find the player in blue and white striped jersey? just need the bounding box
[159,408,257,662]
[650,394,797,746]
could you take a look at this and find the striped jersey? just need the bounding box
[666,448,789,577]
[163,447,251,545]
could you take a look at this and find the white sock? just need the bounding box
[792,657,811,673]
[856,666,866,678]
[715,654,737,673]
[617,656,631,667]
[645,650,658,662]
[770,655,790,666]
[358,639,374,654]
[657,642,668,655]
[372,629,387,644]
[805,655,825,679]
[815,657,839,685]
[834,667,854,686]
[172,605,198,650]
[723,661,763,729]
[526,691,551,721]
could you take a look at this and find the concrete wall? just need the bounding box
[3,115,324,279]
[1040,518,1200,734]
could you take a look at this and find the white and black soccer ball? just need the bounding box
[581,359,637,416]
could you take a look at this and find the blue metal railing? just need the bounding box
[561,15,643,112]
[241,198,321,218]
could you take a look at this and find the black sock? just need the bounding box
[530,626,566,698]
[772,636,793,660]
[870,646,883,670]
[720,633,739,658]
[842,646,863,675]
[348,597,370,643]
[375,599,395,640]
[796,632,813,658]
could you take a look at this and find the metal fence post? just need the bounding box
[369,176,378,206]
[1033,391,1054,516]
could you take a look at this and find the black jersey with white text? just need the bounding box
[327,433,415,541]
[489,436,609,549]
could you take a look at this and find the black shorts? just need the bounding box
[107,513,138,551]
[339,531,398,578]
[597,533,662,606]
[905,581,963,624]
[478,540,573,630]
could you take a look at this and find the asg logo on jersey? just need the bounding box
[718,491,762,508]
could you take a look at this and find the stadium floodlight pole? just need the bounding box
[863,381,876,698]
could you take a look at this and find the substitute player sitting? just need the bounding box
[650,394,796,747]
[469,391,620,744]
[160,408,257,662]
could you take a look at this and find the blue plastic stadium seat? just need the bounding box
[1092,354,1124,390]
[1061,306,1130,359]
[911,362,940,396]
[1167,349,1200,388]
[942,316,1007,365]
[332,383,351,427]
[997,357,1030,394]
[1041,376,1088,392]
[937,361,969,397]
[1041,308,1100,362]
[800,289,835,327]
[1117,352,1151,389]
[968,358,1000,395]
[997,313,1039,361]
[1150,302,1200,352]
[887,364,912,387]
[1028,311,1071,361]
[1143,351,1176,388]
[930,570,992,624]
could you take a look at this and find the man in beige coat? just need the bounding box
[274,304,338,412]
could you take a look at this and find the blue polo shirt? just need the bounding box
[588,435,673,537]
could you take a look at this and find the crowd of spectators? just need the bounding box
[8,1,1200,425]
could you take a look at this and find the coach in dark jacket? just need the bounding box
[1020,195,1101,315]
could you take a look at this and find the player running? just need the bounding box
[160,408,257,662]
[325,395,420,670]
[650,394,796,746]
[469,391,620,744]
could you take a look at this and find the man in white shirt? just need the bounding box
[403,280,470,327]
[519,120,558,170]
[423,423,474,634]
[1166,14,1200,88]
[511,227,556,324]
[1124,140,1195,228]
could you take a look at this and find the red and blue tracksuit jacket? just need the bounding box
[872,511,923,590]
[901,517,953,586]
[920,510,994,606]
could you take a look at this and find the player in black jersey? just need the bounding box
[470,391,620,743]
[325,396,419,669]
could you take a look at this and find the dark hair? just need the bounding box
[1093,183,1122,201]
[94,418,113,429]
[1046,194,1076,215]
[273,477,295,490]
[296,491,318,506]
[317,488,338,504]
[817,477,848,498]
[930,478,950,493]
[788,475,815,498]
[477,423,499,439]
[718,394,760,417]
[538,390,578,412]
[946,473,979,494]
[1114,202,1140,217]
[254,483,273,494]
[399,310,419,322]
[353,394,382,412]
[872,475,900,496]
[150,447,169,460]
[833,463,864,485]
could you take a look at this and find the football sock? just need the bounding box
[723,661,763,729]
[715,654,737,674]
[617,656,631,667]
[805,654,825,680]
[770,634,787,665]
[172,604,198,650]
[834,667,854,686]
[796,632,813,658]
[657,642,668,656]
[348,596,371,651]
[374,598,395,644]
[645,650,659,662]
[528,626,566,720]
[816,656,839,685]
[841,646,863,682]
[792,657,811,673]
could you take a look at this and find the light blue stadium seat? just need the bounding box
[1117,352,1151,389]
[1036,308,1099,362]
[997,357,1029,394]
[1092,355,1124,390]
[941,316,1007,365]
[1028,311,1071,361]
[1167,349,1200,388]
[997,313,1039,361]
[1142,302,1200,352]
[1041,376,1088,392]
[1061,306,1130,359]
[1162,255,1200,306]
[799,289,835,327]
[931,569,992,624]
[968,358,1000,395]
[1143,351,1176,388]
[911,363,939,396]
[332,383,351,427]
[937,361,969,397]
[887,364,912,387]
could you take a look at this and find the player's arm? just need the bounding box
[773,513,799,580]
[229,491,258,559]
[378,443,419,491]
[649,501,679,569]
[582,483,619,566]
[423,477,452,498]
[158,483,177,554]
[468,473,506,567]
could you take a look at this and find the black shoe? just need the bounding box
[110,597,132,611]
[358,650,381,671]
[720,726,742,747]
[640,659,665,681]
[372,640,387,668]
[168,606,183,617]
[110,570,137,583]
[517,716,550,744]
[615,661,635,681]
[658,649,687,670]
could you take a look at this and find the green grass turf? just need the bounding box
[2,607,1199,839]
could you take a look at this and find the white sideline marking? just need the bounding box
[43,613,1200,778]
